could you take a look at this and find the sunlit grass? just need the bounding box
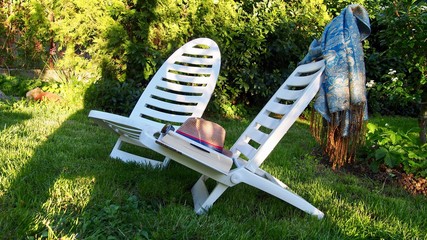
[0,96,426,239]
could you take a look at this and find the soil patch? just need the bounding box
[316,150,427,197]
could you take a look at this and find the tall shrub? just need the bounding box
[0,1,49,68]
[364,0,426,117]
[88,0,333,116]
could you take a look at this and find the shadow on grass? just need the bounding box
[0,105,32,132]
[0,106,194,238]
[2,104,426,238]
[0,0,164,237]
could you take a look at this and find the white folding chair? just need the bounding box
[89,38,221,167]
[140,60,325,218]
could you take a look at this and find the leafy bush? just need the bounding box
[364,122,427,177]
[0,73,91,104]
[364,0,426,116]
[1,0,333,116]
[1,0,425,118]
[0,75,48,97]
[84,77,143,115]
[366,62,422,116]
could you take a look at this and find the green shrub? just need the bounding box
[364,0,426,116]
[1,0,333,116]
[0,75,48,98]
[364,122,427,177]
[366,56,422,116]
[84,77,143,115]
[2,0,425,118]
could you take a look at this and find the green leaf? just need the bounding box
[408,151,420,160]
[375,147,388,160]
[369,160,381,173]
[389,132,398,144]
[384,152,394,167]
[366,122,377,133]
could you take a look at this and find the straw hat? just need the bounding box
[176,117,231,156]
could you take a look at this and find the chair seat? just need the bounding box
[157,131,234,174]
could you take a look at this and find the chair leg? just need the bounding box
[191,175,228,215]
[110,138,165,168]
[162,157,171,168]
[238,169,324,219]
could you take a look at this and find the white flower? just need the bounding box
[388,69,396,75]
[366,80,375,88]
[392,77,398,82]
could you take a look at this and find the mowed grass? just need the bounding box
[0,95,426,239]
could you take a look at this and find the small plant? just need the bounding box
[365,122,427,177]
[78,196,150,239]
[0,75,48,97]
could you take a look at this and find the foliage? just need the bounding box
[366,65,421,116]
[85,0,334,116]
[365,122,427,177]
[0,0,334,116]
[365,0,427,116]
[84,77,144,114]
[376,0,426,85]
[0,0,426,118]
[0,74,91,107]
[0,75,48,97]
[324,0,384,18]
[200,0,331,115]
[0,0,54,68]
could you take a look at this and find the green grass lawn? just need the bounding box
[0,96,426,239]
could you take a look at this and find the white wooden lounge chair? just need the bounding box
[140,60,325,218]
[88,38,221,167]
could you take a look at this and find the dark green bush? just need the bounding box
[85,77,144,115]
[1,0,425,118]
[0,75,48,98]
[1,0,333,116]
[365,0,426,117]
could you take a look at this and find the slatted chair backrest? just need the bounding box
[129,38,221,130]
[230,60,325,172]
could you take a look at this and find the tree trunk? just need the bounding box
[48,11,56,69]
[420,89,427,144]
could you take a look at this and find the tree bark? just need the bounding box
[419,89,427,144]
[48,11,56,69]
